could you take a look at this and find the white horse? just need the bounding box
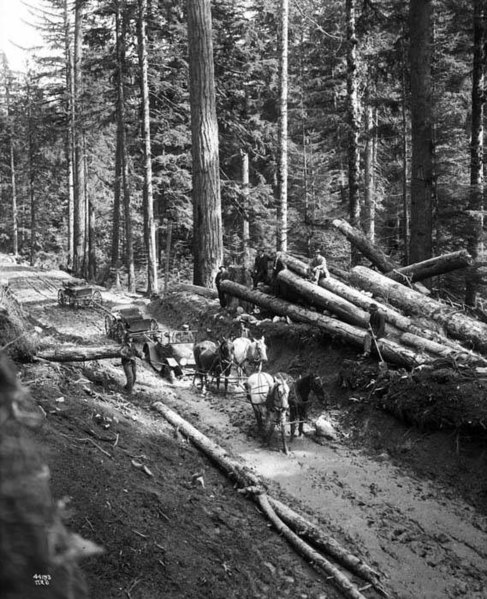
[233,336,268,378]
[245,372,290,454]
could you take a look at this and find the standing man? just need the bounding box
[120,334,143,394]
[252,248,269,288]
[308,248,330,284]
[215,265,229,308]
[363,303,386,357]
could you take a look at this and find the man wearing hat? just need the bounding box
[363,303,386,357]
[120,333,143,394]
[252,248,269,288]
[215,265,230,308]
[308,248,329,284]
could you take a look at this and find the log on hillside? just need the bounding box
[385,250,472,284]
[332,219,430,295]
[38,346,122,362]
[351,266,487,353]
[276,269,369,327]
[173,283,218,299]
[220,280,427,368]
[399,332,487,364]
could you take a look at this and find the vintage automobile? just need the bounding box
[58,281,103,309]
[143,328,196,382]
[105,305,159,342]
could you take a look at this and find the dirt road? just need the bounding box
[4,258,487,599]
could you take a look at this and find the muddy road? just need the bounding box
[4,261,487,599]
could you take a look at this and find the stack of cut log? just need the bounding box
[221,220,487,370]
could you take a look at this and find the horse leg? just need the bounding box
[280,421,289,455]
[251,403,263,434]
[289,405,297,441]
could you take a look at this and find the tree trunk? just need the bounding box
[220,280,426,368]
[276,269,369,327]
[64,0,75,268]
[137,0,158,295]
[465,0,485,307]
[346,0,361,265]
[277,0,289,252]
[385,250,472,284]
[173,283,218,299]
[116,0,135,292]
[399,332,487,364]
[4,77,19,256]
[73,0,86,277]
[401,36,409,264]
[351,265,487,353]
[27,90,36,267]
[363,100,375,241]
[409,0,434,263]
[111,127,122,271]
[241,151,250,269]
[87,198,96,281]
[187,0,223,287]
[332,218,397,272]
[38,346,122,362]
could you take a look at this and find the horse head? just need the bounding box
[310,374,326,403]
[270,375,290,413]
[218,337,234,371]
[252,336,268,364]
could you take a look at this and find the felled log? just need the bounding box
[173,283,218,299]
[332,219,430,294]
[151,400,384,599]
[385,250,472,284]
[220,280,426,368]
[332,219,397,272]
[351,266,487,353]
[399,332,487,364]
[276,269,368,327]
[37,345,122,362]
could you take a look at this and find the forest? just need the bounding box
[0,0,485,303]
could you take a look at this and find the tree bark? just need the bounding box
[465,0,485,306]
[351,266,487,353]
[220,280,426,368]
[73,0,86,277]
[38,346,122,362]
[173,283,218,299]
[277,0,289,252]
[137,0,158,295]
[385,250,472,283]
[276,269,369,327]
[409,0,434,263]
[363,98,375,241]
[241,151,250,269]
[64,0,75,268]
[187,0,223,287]
[346,0,361,267]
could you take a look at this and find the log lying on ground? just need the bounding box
[220,280,426,367]
[37,345,121,362]
[173,283,218,299]
[351,266,487,353]
[332,219,430,294]
[151,400,385,598]
[385,250,472,284]
[276,269,369,327]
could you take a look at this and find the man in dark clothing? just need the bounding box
[215,265,229,308]
[121,334,143,393]
[252,249,269,288]
[363,303,386,357]
[308,249,329,284]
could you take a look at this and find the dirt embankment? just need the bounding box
[2,263,487,599]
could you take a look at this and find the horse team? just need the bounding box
[193,334,326,454]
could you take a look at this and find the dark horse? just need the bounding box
[193,338,234,394]
[278,373,326,439]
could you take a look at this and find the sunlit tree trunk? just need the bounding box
[401,38,410,265]
[465,0,485,307]
[409,0,434,264]
[277,0,289,252]
[363,100,375,241]
[73,0,86,276]
[187,0,223,287]
[116,0,135,292]
[3,64,19,256]
[64,0,75,268]
[346,0,361,265]
[241,151,250,269]
[111,132,121,272]
[27,88,36,266]
[137,0,158,295]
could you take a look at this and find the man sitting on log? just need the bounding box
[308,248,330,284]
[362,303,386,357]
[252,248,269,288]
[120,334,143,394]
